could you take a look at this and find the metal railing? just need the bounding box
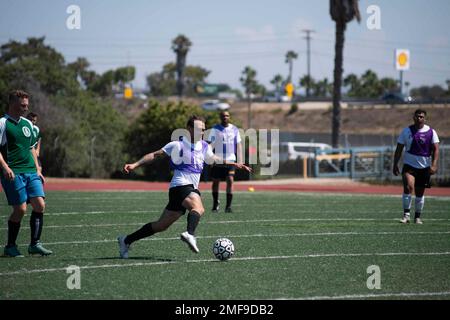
[313,145,450,182]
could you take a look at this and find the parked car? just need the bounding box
[279,142,332,161]
[263,93,291,102]
[381,92,413,104]
[201,100,230,111]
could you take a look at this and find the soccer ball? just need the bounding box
[213,238,235,261]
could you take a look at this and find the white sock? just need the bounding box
[402,194,412,216]
[415,196,425,216]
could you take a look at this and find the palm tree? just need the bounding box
[285,51,298,84]
[171,34,192,99]
[239,66,259,129]
[330,0,361,148]
[270,74,284,94]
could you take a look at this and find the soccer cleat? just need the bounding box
[212,201,220,213]
[180,231,199,253]
[117,235,130,259]
[414,218,423,225]
[400,215,410,224]
[3,245,24,257]
[225,207,233,213]
[28,242,53,256]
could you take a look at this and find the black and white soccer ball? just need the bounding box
[213,238,235,261]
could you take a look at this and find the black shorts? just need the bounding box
[210,165,235,180]
[402,164,431,188]
[165,184,201,214]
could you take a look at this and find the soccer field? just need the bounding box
[1,191,450,300]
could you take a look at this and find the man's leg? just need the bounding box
[212,179,220,212]
[180,192,205,253]
[414,187,425,224]
[118,209,183,259]
[4,204,27,257]
[127,209,183,245]
[28,197,52,255]
[225,174,234,213]
[400,172,415,223]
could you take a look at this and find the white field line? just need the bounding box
[2,217,450,231]
[1,251,449,277]
[279,291,450,300]
[15,230,450,246]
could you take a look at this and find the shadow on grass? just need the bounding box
[96,256,174,262]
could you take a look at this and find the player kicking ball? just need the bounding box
[117,115,251,258]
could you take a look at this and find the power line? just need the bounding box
[302,29,315,97]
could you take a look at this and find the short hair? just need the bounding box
[27,112,38,119]
[9,90,29,105]
[186,115,205,128]
[414,109,427,117]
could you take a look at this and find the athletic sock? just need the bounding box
[402,194,412,216]
[212,192,219,208]
[415,196,425,219]
[7,220,21,247]
[125,222,154,245]
[187,211,201,235]
[30,211,44,245]
[226,193,233,209]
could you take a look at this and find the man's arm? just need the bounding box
[430,143,439,175]
[0,152,14,181]
[123,149,167,174]
[35,138,41,157]
[393,143,404,176]
[211,154,251,172]
[236,142,243,164]
[31,147,44,183]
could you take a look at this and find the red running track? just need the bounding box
[43,178,450,197]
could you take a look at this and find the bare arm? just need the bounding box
[35,138,41,157]
[211,154,252,173]
[123,149,167,174]
[393,143,404,176]
[430,143,439,175]
[0,152,14,181]
[237,142,243,164]
[31,147,45,184]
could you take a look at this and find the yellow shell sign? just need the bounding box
[395,49,410,71]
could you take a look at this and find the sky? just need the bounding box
[1,0,449,93]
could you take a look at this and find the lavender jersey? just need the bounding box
[162,139,214,189]
[397,125,439,169]
[207,124,241,162]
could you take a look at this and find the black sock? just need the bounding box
[7,220,21,247]
[404,209,410,215]
[125,223,154,245]
[30,211,44,245]
[187,211,201,235]
[212,192,219,207]
[226,193,233,208]
[414,212,421,219]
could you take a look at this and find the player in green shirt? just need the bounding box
[0,90,52,257]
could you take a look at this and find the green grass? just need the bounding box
[1,191,450,300]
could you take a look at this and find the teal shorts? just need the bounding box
[1,173,45,206]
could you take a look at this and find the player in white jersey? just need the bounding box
[393,109,440,224]
[207,111,242,213]
[117,115,251,258]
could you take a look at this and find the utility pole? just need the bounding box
[302,29,315,98]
